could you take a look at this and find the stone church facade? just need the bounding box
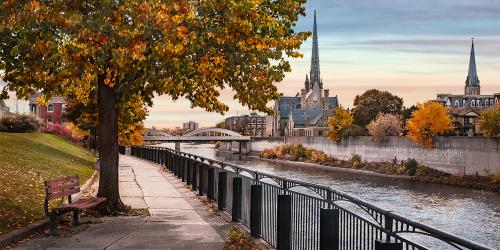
[435,39,500,136]
[266,11,339,137]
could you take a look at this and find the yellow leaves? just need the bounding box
[177,26,189,37]
[36,96,49,106]
[406,101,454,147]
[328,107,353,141]
[30,0,40,11]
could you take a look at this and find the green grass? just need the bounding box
[0,132,95,235]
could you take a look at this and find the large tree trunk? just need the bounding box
[96,73,126,212]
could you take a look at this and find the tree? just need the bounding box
[64,90,147,146]
[479,105,500,137]
[406,101,454,147]
[352,89,404,127]
[215,121,225,129]
[0,0,308,211]
[367,113,402,138]
[327,107,353,141]
[233,118,250,135]
[402,105,417,121]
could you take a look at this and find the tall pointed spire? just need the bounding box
[466,38,479,87]
[465,38,480,95]
[309,10,321,91]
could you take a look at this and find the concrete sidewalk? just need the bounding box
[15,155,230,249]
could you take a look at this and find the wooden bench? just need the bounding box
[44,176,106,235]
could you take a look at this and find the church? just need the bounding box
[266,11,339,137]
[435,39,500,136]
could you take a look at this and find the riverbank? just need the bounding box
[257,144,500,192]
[0,133,95,235]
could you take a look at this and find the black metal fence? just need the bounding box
[129,146,492,250]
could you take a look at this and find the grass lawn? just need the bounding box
[0,132,95,235]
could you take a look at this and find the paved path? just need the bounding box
[16,155,230,249]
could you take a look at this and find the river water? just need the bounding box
[160,143,500,249]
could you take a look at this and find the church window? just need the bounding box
[463,100,467,107]
[471,100,475,107]
[454,100,459,107]
[446,100,451,106]
[476,100,480,106]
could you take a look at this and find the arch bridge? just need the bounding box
[143,127,251,153]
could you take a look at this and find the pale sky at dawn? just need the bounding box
[3,0,500,128]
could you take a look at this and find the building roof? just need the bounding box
[466,39,480,87]
[290,109,323,127]
[278,96,301,119]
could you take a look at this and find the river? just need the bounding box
[159,143,500,249]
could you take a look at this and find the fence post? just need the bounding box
[217,171,227,211]
[375,240,402,250]
[208,167,215,201]
[277,194,292,250]
[192,162,198,190]
[198,164,205,196]
[186,159,192,185]
[320,208,339,250]
[232,177,242,222]
[250,185,262,237]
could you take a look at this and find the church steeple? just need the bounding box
[465,38,480,95]
[309,10,321,91]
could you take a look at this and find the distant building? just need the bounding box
[28,93,66,125]
[434,39,499,136]
[183,121,199,131]
[266,11,339,137]
[224,112,266,136]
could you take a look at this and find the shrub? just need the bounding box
[42,123,83,143]
[404,158,418,176]
[367,113,402,138]
[224,225,261,250]
[349,154,362,167]
[310,150,328,163]
[492,173,500,184]
[0,114,41,133]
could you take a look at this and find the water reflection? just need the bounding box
[160,143,500,248]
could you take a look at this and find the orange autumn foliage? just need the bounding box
[406,101,454,147]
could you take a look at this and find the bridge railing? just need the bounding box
[129,145,492,250]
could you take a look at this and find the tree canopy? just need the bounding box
[479,105,500,137]
[406,101,454,147]
[352,89,404,127]
[327,107,353,142]
[0,0,309,211]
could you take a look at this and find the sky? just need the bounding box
[3,0,500,128]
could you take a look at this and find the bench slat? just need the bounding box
[45,176,79,188]
[47,187,80,200]
[46,181,80,193]
[56,197,106,211]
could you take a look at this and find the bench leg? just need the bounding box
[48,213,58,236]
[72,210,79,225]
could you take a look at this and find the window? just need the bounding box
[446,100,451,106]
[491,99,495,106]
[454,100,459,107]
[485,100,489,106]
[476,100,480,106]
[47,103,54,112]
[47,116,53,124]
[62,104,67,112]
[463,100,467,107]
[471,100,475,107]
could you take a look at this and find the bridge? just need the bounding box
[143,127,251,152]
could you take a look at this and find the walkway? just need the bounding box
[15,155,230,249]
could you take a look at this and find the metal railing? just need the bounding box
[129,146,492,250]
